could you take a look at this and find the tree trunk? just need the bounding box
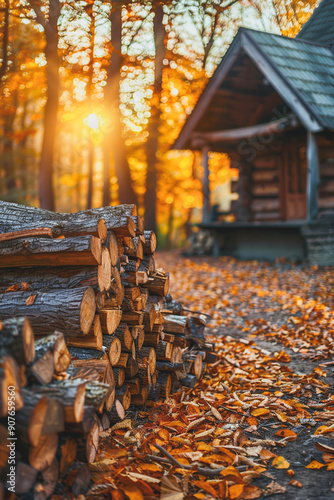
[39,10,61,211]
[102,5,137,205]
[144,3,165,231]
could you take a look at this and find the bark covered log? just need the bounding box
[0,287,96,336]
[0,200,137,238]
[0,317,35,365]
[0,235,102,267]
[0,265,110,294]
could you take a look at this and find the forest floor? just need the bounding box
[78,252,334,500]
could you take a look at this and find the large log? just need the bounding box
[0,235,102,267]
[0,287,96,336]
[0,317,35,365]
[0,200,136,238]
[0,265,110,294]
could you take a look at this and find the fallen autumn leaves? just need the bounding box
[65,254,334,499]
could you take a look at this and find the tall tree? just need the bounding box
[30,0,61,210]
[0,0,9,81]
[102,3,137,206]
[144,1,165,232]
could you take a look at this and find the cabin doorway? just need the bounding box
[283,143,307,220]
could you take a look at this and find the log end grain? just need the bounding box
[98,247,112,292]
[90,236,102,265]
[97,219,108,244]
[80,287,97,335]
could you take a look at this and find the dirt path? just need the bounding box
[72,253,334,500]
[156,252,334,499]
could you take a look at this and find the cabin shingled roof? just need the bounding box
[173,0,334,149]
[297,0,334,46]
[246,29,334,129]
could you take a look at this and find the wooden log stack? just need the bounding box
[0,200,217,497]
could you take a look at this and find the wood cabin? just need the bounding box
[173,0,334,265]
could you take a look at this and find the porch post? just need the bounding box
[306,131,320,220]
[202,146,210,223]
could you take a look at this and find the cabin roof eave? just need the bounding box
[173,28,325,151]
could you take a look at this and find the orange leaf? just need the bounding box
[260,449,276,460]
[305,460,325,469]
[21,281,31,291]
[289,480,302,488]
[275,351,291,362]
[197,442,213,452]
[251,408,270,417]
[5,284,19,293]
[315,442,334,453]
[192,480,217,498]
[326,461,334,470]
[104,449,128,458]
[322,453,334,464]
[274,429,297,441]
[275,411,288,423]
[272,456,290,469]
[26,294,37,306]
[314,425,329,435]
[219,466,244,484]
[138,463,161,472]
[121,485,144,500]
[229,484,244,499]
[158,428,170,441]
[287,469,295,477]
[111,490,125,500]
[247,417,258,426]
[242,485,262,499]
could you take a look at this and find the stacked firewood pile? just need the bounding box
[0,201,217,497]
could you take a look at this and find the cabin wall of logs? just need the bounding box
[229,131,334,224]
[0,201,216,497]
[318,138,334,217]
[231,151,281,222]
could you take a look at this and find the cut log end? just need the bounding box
[108,231,119,267]
[108,337,122,366]
[90,236,102,265]
[80,287,97,335]
[97,219,108,243]
[23,318,35,364]
[98,247,112,292]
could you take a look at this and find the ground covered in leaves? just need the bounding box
[72,254,334,500]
